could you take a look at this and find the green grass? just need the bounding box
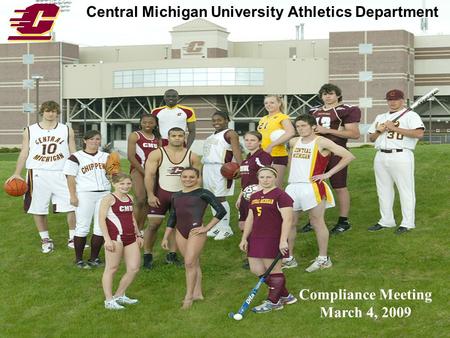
[0,146,449,337]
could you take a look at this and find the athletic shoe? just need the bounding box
[252,300,284,313]
[143,253,153,270]
[115,295,138,305]
[41,238,54,254]
[281,257,298,269]
[76,260,91,269]
[395,226,410,235]
[242,259,250,270]
[104,299,124,310]
[305,257,332,272]
[214,228,233,240]
[166,252,183,266]
[207,226,220,238]
[87,257,103,267]
[299,223,313,233]
[280,293,298,305]
[330,222,351,235]
[368,223,385,232]
[67,239,75,249]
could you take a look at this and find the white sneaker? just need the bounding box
[115,295,138,305]
[207,225,220,238]
[67,239,89,249]
[281,257,298,269]
[104,299,125,310]
[41,238,54,254]
[214,228,233,240]
[305,257,332,272]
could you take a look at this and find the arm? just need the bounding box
[66,175,78,207]
[266,118,295,153]
[144,149,161,207]
[368,118,386,142]
[316,122,360,140]
[190,191,226,235]
[235,190,243,209]
[228,130,243,164]
[161,198,176,249]
[239,209,254,252]
[190,152,203,185]
[186,121,196,149]
[383,121,425,139]
[278,207,293,255]
[68,127,76,153]
[130,196,144,248]
[98,195,115,252]
[127,132,145,175]
[7,129,29,182]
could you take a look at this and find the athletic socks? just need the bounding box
[90,234,104,261]
[338,216,349,224]
[74,236,87,262]
[265,273,289,303]
[69,229,75,240]
[318,255,328,262]
[39,231,50,240]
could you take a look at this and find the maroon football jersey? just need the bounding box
[249,188,293,238]
[240,149,273,189]
[106,194,135,240]
[309,104,361,147]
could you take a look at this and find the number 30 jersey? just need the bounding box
[26,123,70,171]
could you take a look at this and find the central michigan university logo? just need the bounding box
[182,41,205,55]
[8,3,60,41]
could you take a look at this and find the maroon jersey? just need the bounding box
[105,194,135,241]
[132,131,159,169]
[249,188,293,238]
[309,104,361,147]
[240,149,273,189]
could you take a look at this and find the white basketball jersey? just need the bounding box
[26,123,70,171]
[202,129,233,164]
[368,109,425,150]
[158,148,192,192]
[63,150,111,192]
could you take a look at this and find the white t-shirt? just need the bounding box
[202,129,233,164]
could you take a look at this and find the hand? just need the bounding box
[314,125,329,134]
[383,120,397,131]
[189,226,208,236]
[136,237,144,248]
[161,238,169,250]
[148,195,160,208]
[235,198,241,210]
[6,174,24,183]
[279,240,289,256]
[311,172,331,183]
[232,168,241,179]
[239,239,248,253]
[70,196,79,207]
[104,240,115,252]
[376,122,387,133]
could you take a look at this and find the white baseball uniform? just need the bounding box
[368,108,425,229]
[25,123,74,215]
[63,150,111,237]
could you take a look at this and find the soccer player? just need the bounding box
[143,127,201,269]
[151,89,196,148]
[127,114,160,232]
[64,130,111,269]
[302,84,361,235]
[257,95,295,188]
[239,167,297,313]
[286,114,355,272]
[202,111,242,240]
[99,173,143,310]
[161,167,226,309]
[6,100,76,253]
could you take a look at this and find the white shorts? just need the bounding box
[202,163,235,197]
[25,169,75,215]
[285,182,335,211]
[75,191,110,237]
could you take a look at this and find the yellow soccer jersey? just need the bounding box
[257,112,289,157]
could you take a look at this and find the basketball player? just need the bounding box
[151,89,196,148]
[64,130,111,269]
[143,127,201,269]
[127,114,160,231]
[99,173,143,310]
[161,167,226,309]
[6,101,76,253]
[286,114,355,272]
[303,84,361,235]
[239,167,297,313]
[202,111,242,240]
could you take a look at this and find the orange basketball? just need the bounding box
[220,162,240,180]
[4,178,28,197]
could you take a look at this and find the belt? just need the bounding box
[380,149,403,153]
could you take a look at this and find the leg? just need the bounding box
[248,257,267,277]
[214,198,233,240]
[114,242,141,297]
[34,214,48,232]
[67,211,76,231]
[334,187,350,218]
[272,164,286,188]
[131,170,148,231]
[374,153,396,227]
[102,241,123,301]
[144,216,163,253]
[309,202,328,257]
[288,211,299,256]
[192,264,204,301]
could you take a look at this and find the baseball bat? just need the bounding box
[228,251,283,321]
[392,88,439,122]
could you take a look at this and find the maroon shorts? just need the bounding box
[272,156,288,166]
[148,186,173,217]
[238,196,250,222]
[328,154,348,189]
[111,234,136,247]
[247,236,288,259]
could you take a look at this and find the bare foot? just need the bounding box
[181,298,193,309]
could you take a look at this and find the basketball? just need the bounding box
[220,162,240,180]
[4,178,28,197]
[270,129,286,142]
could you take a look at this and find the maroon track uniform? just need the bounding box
[130,131,159,172]
[238,149,273,221]
[105,194,136,246]
[247,188,293,258]
[167,188,226,239]
[309,104,361,188]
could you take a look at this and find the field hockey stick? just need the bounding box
[228,251,283,321]
[391,88,439,122]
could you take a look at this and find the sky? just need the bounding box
[1,0,450,46]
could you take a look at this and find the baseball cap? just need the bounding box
[385,89,405,100]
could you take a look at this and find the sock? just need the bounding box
[69,229,75,240]
[266,273,287,303]
[220,202,231,229]
[74,236,87,262]
[283,255,293,262]
[39,231,50,240]
[90,234,104,261]
[338,216,348,224]
[318,255,328,262]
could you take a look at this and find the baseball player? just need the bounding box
[151,89,196,148]
[202,111,242,240]
[6,101,76,253]
[304,84,361,235]
[368,89,425,234]
[64,130,111,268]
